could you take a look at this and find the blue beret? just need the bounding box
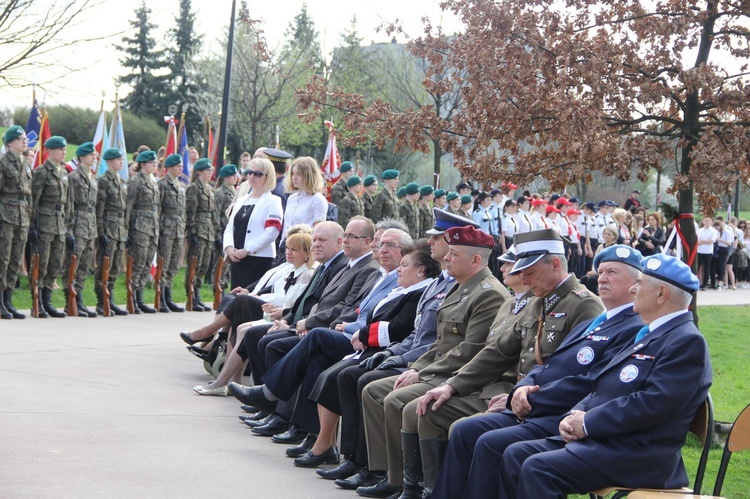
[405,182,420,195]
[164,154,182,167]
[340,161,354,173]
[44,136,66,149]
[363,174,377,187]
[194,158,212,171]
[219,164,238,178]
[420,185,434,196]
[641,254,700,293]
[594,244,643,272]
[381,169,399,180]
[75,142,95,157]
[446,191,459,202]
[346,175,362,187]
[102,148,123,160]
[3,125,24,144]
[136,150,157,162]
[460,194,473,204]
[397,187,407,197]
[434,189,446,198]
[427,207,480,235]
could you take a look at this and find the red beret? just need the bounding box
[545,205,561,215]
[444,226,495,248]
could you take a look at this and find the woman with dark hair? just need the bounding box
[472,192,494,234]
[636,211,665,256]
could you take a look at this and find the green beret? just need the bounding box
[420,185,434,196]
[398,187,407,198]
[446,191,459,202]
[434,189,446,198]
[219,164,238,178]
[136,150,157,162]
[164,154,182,168]
[44,136,66,149]
[75,142,95,157]
[194,158,212,171]
[102,148,123,161]
[381,169,400,180]
[3,125,23,144]
[460,194,473,204]
[340,161,354,173]
[346,175,362,187]
[405,182,420,195]
[363,175,377,187]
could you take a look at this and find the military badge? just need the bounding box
[546,331,555,343]
[615,247,630,258]
[646,258,661,270]
[576,346,595,365]
[619,364,639,382]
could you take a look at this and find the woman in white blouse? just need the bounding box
[282,157,328,242]
[223,158,283,289]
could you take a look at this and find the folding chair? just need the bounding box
[590,393,714,498]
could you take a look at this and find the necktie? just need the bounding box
[634,325,650,344]
[580,312,607,337]
[292,265,325,324]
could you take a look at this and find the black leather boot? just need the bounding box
[398,432,423,499]
[3,289,24,319]
[35,290,48,318]
[108,286,128,316]
[164,287,184,312]
[135,289,156,314]
[76,291,97,318]
[193,286,209,311]
[42,288,66,318]
[158,287,170,313]
[65,289,88,317]
[419,439,448,499]
[95,288,107,316]
[0,290,11,319]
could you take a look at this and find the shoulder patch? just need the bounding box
[574,289,590,298]
[482,282,493,289]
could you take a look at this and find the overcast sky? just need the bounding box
[0,0,461,112]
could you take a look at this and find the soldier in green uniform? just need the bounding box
[126,150,160,314]
[419,185,435,239]
[445,191,463,217]
[460,194,474,219]
[399,182,422,240]
[370,169,400,223]
[185,158,215,311]
[362,174,378,220]
[433,189,447,211]
[337,175,364,229]
[398,186,407,204]
[0,126,33,320]
[31,136,71,318]
[158,154,187,312]
[62,142,98,317]
[331,161,354,206]
[213,163,238,294]
[94,148,129,316]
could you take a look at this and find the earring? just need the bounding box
[417,273,422,277]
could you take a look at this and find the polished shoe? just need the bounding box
[317,458,363,480]
[271,426,307,444]
[286,434,316,458]
[227,382,278,413]
[193,384,228,396]
[240,404,259,414]
[251,414,289,436]
[243,412,273,427]
[293,446,340,468]
[180,332,200,345]
[336,469,388,490]
[355,477,402,498]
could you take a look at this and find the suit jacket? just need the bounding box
[359,285,429,348]
[335,270,399,333]
[566,312,712,489]
[283,252,349,326]
[223,191,283,258]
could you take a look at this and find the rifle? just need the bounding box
[154,255,164,309]
[213,254,224,310]
[102,255,111,317]
[125,251,135,314]
[30,253,40,318]
[186,255,198,311]
[66,254,78,317]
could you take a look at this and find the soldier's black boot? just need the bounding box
[158,287,170,313]
[42,288,66,318]
[95,288,106,316]
[419,439,447,499]
[3,289,25,319]
[35,291,49,318]
[77,292,97,318]
[135,289,156,314]
[108,286,128,316]
[398,432,424,499]
[193,286,209,312]
[164,287,184,312]
[0,291,11,319]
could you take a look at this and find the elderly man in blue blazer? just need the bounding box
[498,253,712,499]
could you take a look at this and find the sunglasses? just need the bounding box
[246,170,266,177]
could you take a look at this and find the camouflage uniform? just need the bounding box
[94,169,128,309]
[212,182,235,289]
[62,165,97,302]
[330,177,349,206]
[371,187,399,223]
[0,150,32,295]
[419,202,435,237]
[362,191,375,220]
[399,199,421,240]
[126,170,160,291]
[337,190,364,230]
[185,177,215,304]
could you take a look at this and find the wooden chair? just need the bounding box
[589,393,714,499]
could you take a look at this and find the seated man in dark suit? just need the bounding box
[497,253,711,498]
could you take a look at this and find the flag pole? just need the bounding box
[216,0,237,167]
[176,108,187,148]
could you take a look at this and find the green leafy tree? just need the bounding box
[167,0,202,143]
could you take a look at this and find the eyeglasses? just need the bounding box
[381,242,402,250]
[344,234,369,240]
[246,170,266,177]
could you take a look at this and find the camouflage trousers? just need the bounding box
[62,236,95,293]
[158,235,184,288]
[130,231,157,290]
[186,236,212,292]
[0,220,28,290]
[37,232,65,289]
[94,239,125,294]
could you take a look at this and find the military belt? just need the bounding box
[162,207,179,215]
[197,211,212,218]
[40,202,64,211]
[105,210,125,218]
[75,205,95,213]
[134,205,158,211]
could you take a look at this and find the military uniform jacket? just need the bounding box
[419,202,434,237]
[509,306,643,433]
[513,275,603,379]
[0,150,32,226]
[185,178,215,241]
[370,187,398,222]
[126,171,160,237]
[564,312,712,489]
[446,291,535,398]
[66,167,98,240]
[32,159,70,235]
[158,175,186,239]
[446,206,467,219]
[331,178,349,206]
[410,267,510,377]
[399,200,421,240]
[337,191,364,229]
[362,192,374,219]
[96,169,128,241]
[214,183,236,240]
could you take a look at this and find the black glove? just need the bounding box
[28,228,39,245]
[360,351,391,371]
[65,235,75,252]
[190,234,199,247]
[376,355,406,370]
[214,240,223,253]
[98,235,110,252]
